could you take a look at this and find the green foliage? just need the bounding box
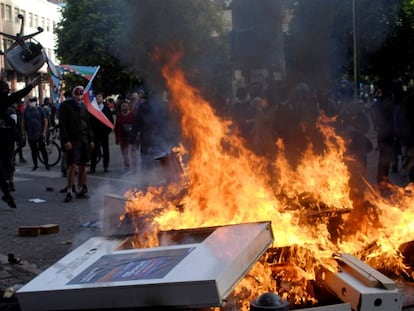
[55,0,231,101]
[56,0,134,95]
[285,0,410,86]
[113,0,230,97]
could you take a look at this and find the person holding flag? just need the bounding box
[88,92,114,173]
[59,86,94,203]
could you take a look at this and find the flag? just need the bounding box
[59,64,100,81]
[47,66,61,104]
[82,66,114,130]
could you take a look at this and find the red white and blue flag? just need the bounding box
[47,64,114,129]
[82,66,114,130]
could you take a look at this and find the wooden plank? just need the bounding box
[39,224,59,234]
[18,226,40,237]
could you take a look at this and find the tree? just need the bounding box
[368,0,414,82]
[55,0,136,95]
[56,0,231,101]
[113,0,230,101]
[284,0,405,88]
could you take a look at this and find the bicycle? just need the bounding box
[38,126,61,167]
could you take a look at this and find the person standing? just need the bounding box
[0,77,39,208]
[89,92,114,173]
[373,80,397,194]
[59,91,72,177]
[22,96,49,171]
[114,100,137,172]
[59,86,94,203]
[14,100,27,164]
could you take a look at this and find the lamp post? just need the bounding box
[353,0,360,98]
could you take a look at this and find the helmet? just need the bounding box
[72,86,84,96]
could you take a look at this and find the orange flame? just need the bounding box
[124,51,414,308]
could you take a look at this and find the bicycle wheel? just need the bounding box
[38,141,61,167]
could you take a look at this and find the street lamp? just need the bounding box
[353,0,360,98]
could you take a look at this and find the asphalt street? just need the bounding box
[0,132,168,309]
[0,120,400,310]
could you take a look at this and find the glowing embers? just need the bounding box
[16,221,273,311]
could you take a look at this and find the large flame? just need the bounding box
[123,51,414,308]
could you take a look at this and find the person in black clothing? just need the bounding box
[130,90,177,173]
[22,96,49,171]
[397,88,414,183]
[89,92,114,173]
[372,80,397,193]
[0,77,39,208]
[14,100,27,164]
[59,86,94,203]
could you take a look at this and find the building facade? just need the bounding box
[0,0,61,98]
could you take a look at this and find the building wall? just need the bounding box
[0,0,61,96]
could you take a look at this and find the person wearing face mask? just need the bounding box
[22,96,49,171]
[59,86,94,203]
[0,76,40,208]
[114,100,137,172]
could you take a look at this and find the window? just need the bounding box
[2,39,7,52]
[5,5,12,21]
[0,4,4,20]
[29,13,33,27]
[34,14,38,27]
[14,8,19,21]
[46,19,50,32]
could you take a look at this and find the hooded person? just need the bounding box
[0,76,40,208]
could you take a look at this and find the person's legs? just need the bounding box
[0,152,15,208]
[76,140,89,197]
[64,142,80,202]
[89,138,99,173]
[61,149,67,177]
[120,141,129,169]
[28,139,39,170]
[38,138,49,169]
[77,164,87,195]
[130,143,138,173]
[16,140,26,162]
[102,135,110,171]
[377,140,393,193]
[39,138,50,170]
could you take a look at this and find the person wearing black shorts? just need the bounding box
[59,86,94,202]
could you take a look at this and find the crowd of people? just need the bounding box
[0,79,179,207]
[228,76,414,199]
[1,74,414,208]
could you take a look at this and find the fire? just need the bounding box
[123,51,414,308]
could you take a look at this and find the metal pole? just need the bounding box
[352,0,360,98]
